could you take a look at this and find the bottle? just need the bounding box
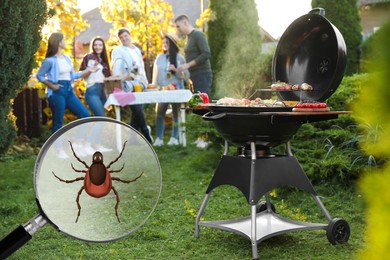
[166,61,172,79]
[131,61,138,74]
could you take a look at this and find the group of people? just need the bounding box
[36,14,212,148]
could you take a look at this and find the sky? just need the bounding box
[77,0,312,39]
[255,0,312,39]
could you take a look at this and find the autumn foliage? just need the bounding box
[100,0,175,62]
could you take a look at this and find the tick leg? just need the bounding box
[71,163,87,173]
[112,171,143,183]
[68,141,89,169]
[75,186,84,223]
[52,172,84,183]
[112,186,121,223]
[107,141,127,169]
[109,163,125,173]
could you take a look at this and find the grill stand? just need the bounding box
[195,141,349,259]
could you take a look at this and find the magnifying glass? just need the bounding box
[0,117,162,258]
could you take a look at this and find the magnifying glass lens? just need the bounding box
[35,118,161,242]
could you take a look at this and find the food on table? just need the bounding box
[147,84,158,89]
[162,83,177,91]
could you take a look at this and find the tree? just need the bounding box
[0,0,47,154]
[100,0,175,63]
[311,0,362,75]
[208,0,263,98]
[35,0,88,67]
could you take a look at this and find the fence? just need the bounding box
[13,89,48,138]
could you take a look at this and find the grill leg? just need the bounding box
[313,194,332,221]
[265,193,272,212]
[251,204,258,259]
[249,142,259,259]
[195,192,212,237]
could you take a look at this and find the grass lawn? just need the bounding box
[0,123,366,259]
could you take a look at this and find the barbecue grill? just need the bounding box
[193,8,351,259]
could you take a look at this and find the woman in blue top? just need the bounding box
[36,32,93,134]
[152,33,189,146]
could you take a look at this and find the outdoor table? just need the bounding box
[104,89,193,148]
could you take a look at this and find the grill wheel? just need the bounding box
[326,218,350,244]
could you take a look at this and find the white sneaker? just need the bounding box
[57,149,69,159]
[147,125,154,143]
[193,138,202,145]
[167,137,179,146]
[196,139,210,149]
[153,138,164,147]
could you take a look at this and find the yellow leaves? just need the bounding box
[184,198,203,220]
[356,22,390,259]
[35,0,88,65]
[196,8,214,28]
[100,0,175,61]
[358,164,390,259]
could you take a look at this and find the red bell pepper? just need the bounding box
[198,92,209,104]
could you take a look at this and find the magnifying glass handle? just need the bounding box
[0,214,47,258]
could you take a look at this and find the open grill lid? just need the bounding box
[272,8,347,102]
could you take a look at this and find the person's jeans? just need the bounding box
[48,80,90,133]
[85,83,107,116]
[156,103,179,140]
[129,104,152,143]
[190,72,213,95]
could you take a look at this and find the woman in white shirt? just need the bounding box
[79,36,111,116]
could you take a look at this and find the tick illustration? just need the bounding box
[52,141,143,223]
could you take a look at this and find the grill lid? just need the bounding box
[272,8,347,102]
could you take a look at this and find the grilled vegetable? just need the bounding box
[188,94,204,107]
[198,92,210,104]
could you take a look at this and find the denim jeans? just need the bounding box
[156,103,179,140]
[190,72,213,95]
[48,80,90,133]
[85,83,107,116]
[129,104,152,143]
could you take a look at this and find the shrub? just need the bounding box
[289,73,382,183]
[0,0,47,154]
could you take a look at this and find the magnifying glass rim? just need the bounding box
[33,117,162,242]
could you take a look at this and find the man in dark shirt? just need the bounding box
[175,14,212,95]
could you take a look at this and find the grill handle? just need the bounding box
[203,112,226,121]
[309,7,325,16]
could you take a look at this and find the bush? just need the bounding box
[289,73,383,183]
[0,0,47,154]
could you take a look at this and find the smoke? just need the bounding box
[212,1,263,99]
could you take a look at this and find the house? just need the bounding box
[359,0,390,40]
[164,0,209,26]
[75,7,112,57]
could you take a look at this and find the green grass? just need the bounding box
[0,126,366,259]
